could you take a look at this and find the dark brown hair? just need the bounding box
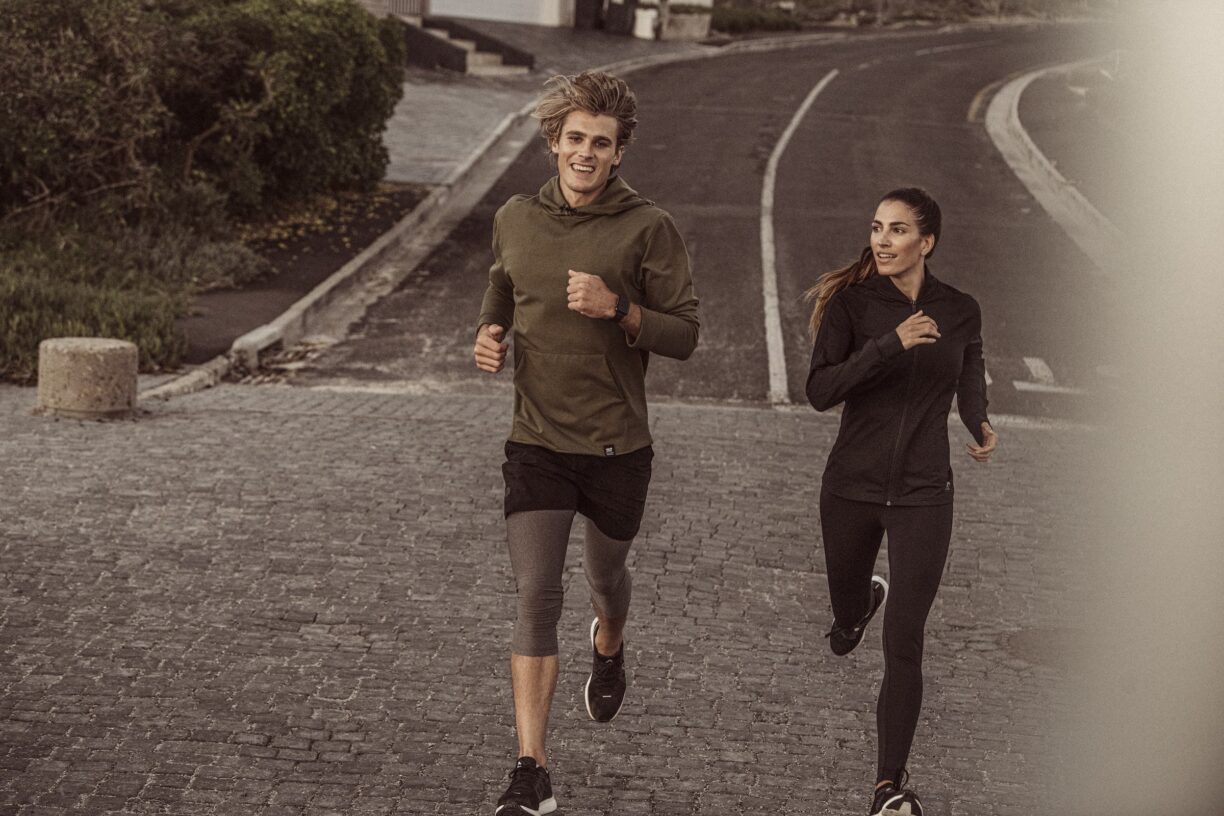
[804,188,942,338]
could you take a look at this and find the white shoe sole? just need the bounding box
[495,796,557,815]
[872,574,889,607]
[871,791,921,816]
[585,618,623,723]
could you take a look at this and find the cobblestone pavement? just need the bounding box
[1,383,1092,815]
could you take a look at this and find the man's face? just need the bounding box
[549,110,623,208]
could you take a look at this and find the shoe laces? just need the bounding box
[592,650,622,682]
[875,769,910,800]
[505,760,543,798]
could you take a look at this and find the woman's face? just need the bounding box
[871,199,934,278]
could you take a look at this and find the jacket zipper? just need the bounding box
[884,298,919,506]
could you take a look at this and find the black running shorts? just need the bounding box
[502,441,654,541]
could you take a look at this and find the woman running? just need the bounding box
[805,187,997,816]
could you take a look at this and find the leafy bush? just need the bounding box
[0,0,404,382]
[0,189,268,381]
[160,0,407,215]
[712,5,802,33]
[1,0,406,220]
[0,0,171,223]
[712,0,1117,29]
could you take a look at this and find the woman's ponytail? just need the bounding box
[804,246,876,339]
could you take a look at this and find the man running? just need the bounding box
[473,70,700,815]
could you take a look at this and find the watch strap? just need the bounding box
[612,293,630,323]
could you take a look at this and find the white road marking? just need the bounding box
[1014,356,1088,394]
[914,40,997,57]
[983,56,1122,274]
[1013,380,1088,395]
[761,68,839,406]
[1022,356,1056,385]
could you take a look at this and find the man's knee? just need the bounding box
[512,584,565,656]
[585,563,628,597]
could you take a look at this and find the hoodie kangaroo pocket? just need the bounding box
[517,350,627,433]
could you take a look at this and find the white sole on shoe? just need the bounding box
[494,797,557,816]
[872,793,921,816]
[584,618,623,723]
[872,574,889,607]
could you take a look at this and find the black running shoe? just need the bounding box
[828,575,888,656]
[584,618,626,723]
[494,756,556,815]
[869,769,923,816]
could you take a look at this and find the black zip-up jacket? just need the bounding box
[806,270,990,506]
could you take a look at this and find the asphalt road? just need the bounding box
[291,23,1118,421]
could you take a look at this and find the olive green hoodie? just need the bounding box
[477,175,700,456]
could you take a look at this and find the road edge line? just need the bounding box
[761,68,839,406]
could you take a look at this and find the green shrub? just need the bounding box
[0,200,267,382]
[0,0,171,222]
[160,0,407,215]
[0,273,187,384]
[712,0,1115,28]
[1,0,407,220]
[0,0,404,383]
[711,5,802,33]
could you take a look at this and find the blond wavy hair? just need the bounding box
[533,71,638,150]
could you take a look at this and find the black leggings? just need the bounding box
[819,489,953,785]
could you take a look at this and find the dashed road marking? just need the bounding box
[1012,380,1088,395]
[1011,356,1088,395]
[1022,356,1056,385]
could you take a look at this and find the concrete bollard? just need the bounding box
[37,337,138,419]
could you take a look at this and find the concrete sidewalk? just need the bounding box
[0,382,1091,815]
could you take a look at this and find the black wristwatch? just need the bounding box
[611,293,630,323]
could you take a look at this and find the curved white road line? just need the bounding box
[984,57,1122,275]
[762,69,839,406]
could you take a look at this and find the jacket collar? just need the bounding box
[863,267,942,305]
[539,175,651,218]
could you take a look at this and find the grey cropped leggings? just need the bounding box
[507,509,634,657]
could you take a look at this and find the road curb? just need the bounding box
[228,183,453,370]
[984,55,1121,274]
[139,182,455,401]
[140,353,231,402]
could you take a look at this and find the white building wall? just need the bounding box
[429,0,574,27]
